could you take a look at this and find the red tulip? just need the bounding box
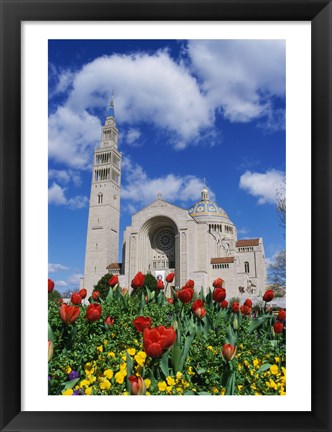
[128,375,146,395]
[185,279,195,289]
[108,275,119,287]
[57,298,64,305]
[240,305,251,316]
[143,326,176,358]
[191,299,206,318]
[79,288,87,299]
[71,292,82,305]
[166,272,175,283]
[167,298,174,304]
[263,290,274,302]
[105,316,115,326]
[85,303,102,322]
[177,288,193,304]
[156,279,165,290]
[92,290,100,301]
[220,300,229,309]
[48,278,55,293]
[131,272,145,289]
[274,321,284,334]
[59,304,80,324]
[191,299,204,311]
[213,288,226,302]
[277,309,286,321]
[133,316,152,333]
[222,344,237,361]
[212,278,224,289]
[244,298,252,308]
[231,302,240,313]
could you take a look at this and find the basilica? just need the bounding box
[81,101,267,299]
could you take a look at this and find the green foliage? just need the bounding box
[143,273,157,293]
[93,273,115,300]
[48,289,62,303]
[48,283,286,396]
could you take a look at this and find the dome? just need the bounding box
[188,200,230,222]
[188,185,231,223]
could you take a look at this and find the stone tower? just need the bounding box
[83,98,122,295]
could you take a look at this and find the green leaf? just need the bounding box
[256,363,272,374]
[63,378,79,390]
[105,285,113,303]
[226,324,237,345]
[247,315,271,333]
[171,340,182,372]
[225,371,236,395]
[126,352,134,392]
[160,351,170,378]
[48,322,55,344]
[197,368,206,375]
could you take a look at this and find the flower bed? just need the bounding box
[48,275,286,396]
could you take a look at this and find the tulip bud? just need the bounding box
[48,278,55,293]
[128,375,146,395]
[277,309,286,321]
[48,340,54,362]
[222,344,237,362]
[274,321,284,334]
[233,317,238,330]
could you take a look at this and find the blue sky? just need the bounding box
[48,39,285,293]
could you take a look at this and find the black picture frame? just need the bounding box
[0,0,331,431]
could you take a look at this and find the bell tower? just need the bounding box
[83,98,122,295]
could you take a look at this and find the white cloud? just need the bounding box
[67,273,83,285]
[48,182,89,209]
[48,263,69,273]
[49,43,285,169]
[125,128,141,146]
[55,280,68,287]
[48,169,82,186]
[239,169,285,204]
[188,40,285,124]
[121,156,215,207]
[48,106,101,169]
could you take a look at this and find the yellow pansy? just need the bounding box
[115,371,126,384]
[253,359,260,368]
[88,376,96,384]
[127,348,136,356]
[182,379,190,388]
[275,357,280,363]
[85,362,95,376]
[108,352,116,358]
[85,387,93,395]
[62,389,73,395]
[211,387,218,394]
[97,345,103,353]
[80,379,90,388]
[188,366,195,375]
[238,385,244,391]
[238,363,242,370]
[65,366,72,374]
[166,376,176,386]
[176,387,183,394]
[244,360,250,368]
[176,372,182,380]
[123,391,129,395]
[103,339,108,346]
[166,386,173,393]
[99,377,111,391]
[104,369,114,380]
[121,355,127,361]
[270,365,279,375]
[134,351,147,367]
[221,388,226,395]
[158,381,167,391]
[207,346,213,350]
[144,379,151,389]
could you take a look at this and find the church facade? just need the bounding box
[82,103,267,299]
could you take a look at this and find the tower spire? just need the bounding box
[201,178,209,201]
[108,94,115,118]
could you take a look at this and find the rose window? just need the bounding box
[154,229,175,251]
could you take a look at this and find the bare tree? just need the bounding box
[276,178,286,234]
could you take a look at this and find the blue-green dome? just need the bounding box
[188,200,229,221]
[188,185,231,222]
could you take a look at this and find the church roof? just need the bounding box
[107,96,115,118]
[106,262,122,270]
[236,239,260,247]
[188,185,230,222]
[211,257,235,264]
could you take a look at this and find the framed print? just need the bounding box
[1,0,331,431]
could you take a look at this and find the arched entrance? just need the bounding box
[137,216,179,280]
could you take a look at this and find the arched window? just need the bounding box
[97,193,103,204]
[244,261,250,273]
